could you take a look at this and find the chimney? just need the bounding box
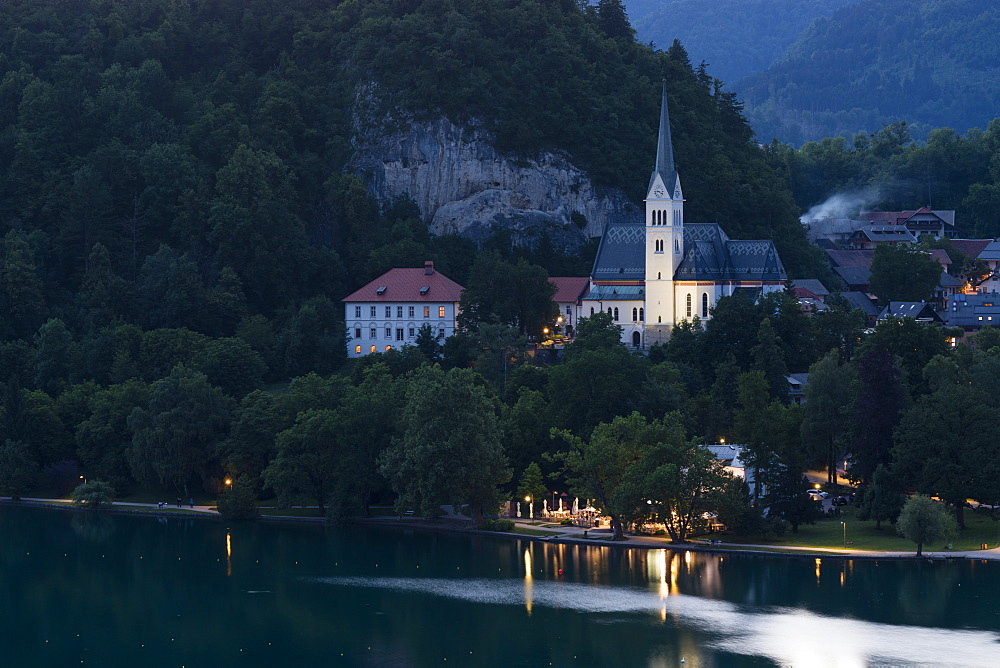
[424,260,434,276]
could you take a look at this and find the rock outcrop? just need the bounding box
[349,113,638,252]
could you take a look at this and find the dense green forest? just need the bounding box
[737,0,1000,144]
[768,120,1000,238]
[624,0,854,85]
[2,0,995,538]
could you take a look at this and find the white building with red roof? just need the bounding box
[342,260,464,358]
[549,276,590,337]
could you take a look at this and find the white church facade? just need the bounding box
[582,83,787,348]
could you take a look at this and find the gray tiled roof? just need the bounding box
[591,222,786,283]
[585,285,644,301]
[944,292,1000,328]
[978,240,1000,262]
[838,291,880,317]
[876,302,943,322]
[590,223,646,280]
[833,265,872,286]
[791,279,831,296]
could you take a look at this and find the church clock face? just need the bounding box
[653,186,665,197]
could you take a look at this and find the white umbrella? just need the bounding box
[516,502,521,518]
[544,498,548,513]
[573,497,579,514]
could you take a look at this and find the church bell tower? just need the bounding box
[644,80,684,344]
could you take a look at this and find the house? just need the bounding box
[974,240,1000,294]
[791,279,831,302]
[838,291,881,325]
[583,82,787,348]
[786,373,810,404]
[846,225,917,250]
[832,265,872,292]
[859,207,958,239]
[876,302,944,324]
[549,276,590,338]
[704,443,763,498]
[943,292,1000,337]
[342,261,464,358]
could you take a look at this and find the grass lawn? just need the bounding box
[714,506,1000,552]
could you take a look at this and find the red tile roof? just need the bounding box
[549,276,590,303]
[342,264,464,303]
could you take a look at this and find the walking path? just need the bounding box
[7,496,1000,560]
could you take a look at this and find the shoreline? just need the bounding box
[6,497,996,562]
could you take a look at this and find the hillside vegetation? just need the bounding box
[624,0,855,85]
[737,0,1000,144]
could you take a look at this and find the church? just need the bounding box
[581,83,788,348]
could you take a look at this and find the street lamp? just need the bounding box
[525,495,532,520]
[79,474,86,485]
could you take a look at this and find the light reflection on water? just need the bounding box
[316,574,1000,668]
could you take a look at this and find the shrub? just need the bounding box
[481,518,515,532]
[71,480,114,508]
[559,518,573,526]
[217,477,259,520]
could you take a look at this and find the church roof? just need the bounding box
[585,285,644,301]
[590,222,646,280]
[590,222,787,283]
[675,224,787,282]
[549,276,590,303]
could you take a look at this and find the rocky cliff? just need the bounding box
[349,113,639,252]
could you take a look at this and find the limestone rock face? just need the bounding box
[349,114,638,251]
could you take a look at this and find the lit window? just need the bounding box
[370,328,377,339]
[385,345,392,352]
[424,306,430,318]
[439,306,445,318]
[408,306,415,317]
[979,316,984,321]
[355,345,361,354]
[385,306,391,318]
[354,306,361,318]
[369,345,376,353]
[370,306,376,317]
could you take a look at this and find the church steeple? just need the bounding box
[647,79,679,199]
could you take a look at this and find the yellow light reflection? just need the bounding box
[226,531,233,577]
[815,558,821,584]
[523,548,533,616]
[656,549,668,621]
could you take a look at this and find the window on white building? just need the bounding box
[385,327,392,338]
[370,328,377,339]
[424,306,430,318]
[702,293,709,318]
[396,328,404,341]
[439,306,446,318]
[385,306,391,318]
[354,306,361,318]
[408,306,415,317]
[370,306,376,317]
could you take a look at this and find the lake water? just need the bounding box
[2,505,999,667]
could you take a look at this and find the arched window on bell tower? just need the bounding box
[702,293,709,317]
[632,307,638,321]
[686,293,692,317]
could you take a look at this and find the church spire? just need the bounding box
[648,79,677,196]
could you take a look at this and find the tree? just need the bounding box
[892,383,1000,528]
[217,476,259,520]
[896,495,957,556]
[850,349,905,484]
[869,244,942,305]
[127,365,232,498]
[413,323,443,362]
[458,251,556,336]
[216,390,281,480]
[644,440,744,543]
[800,350,856,484]
[0,230,47,340]
[516,462,548,512]
[857,464,902,530]
[0,440,35,500]
[751,318,788,401]
[71,480,114,508]
[552,412,680,541]
[379,366,510,525]
[76,379,151,491]
[264,409,344,517]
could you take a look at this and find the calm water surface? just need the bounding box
[2,505,999,667]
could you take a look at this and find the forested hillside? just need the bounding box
[737,0,1000,144]
[0,0,822,505]
[624,0,855,85]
